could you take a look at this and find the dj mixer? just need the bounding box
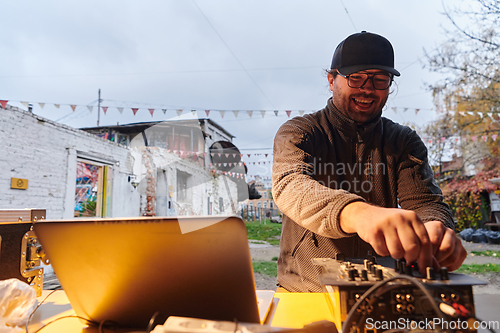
[313,256,487,333]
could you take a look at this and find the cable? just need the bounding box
[342,275,445,333]
[28,315,94,333]
[338,0,357,31]
[25,289,60,333]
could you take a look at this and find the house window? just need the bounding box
[263,201,267,208]
[219,198,224,212]
[177,171,190,202]
[257,202,261,208]
[75,160,112,217]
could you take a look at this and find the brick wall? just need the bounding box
[0,105,138,219]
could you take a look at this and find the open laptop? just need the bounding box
[34,216,271,329]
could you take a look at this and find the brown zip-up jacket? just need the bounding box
[272,98,454,292]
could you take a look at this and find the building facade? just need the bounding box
[0,105,240,219]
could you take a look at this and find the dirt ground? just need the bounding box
[249,238,500,293]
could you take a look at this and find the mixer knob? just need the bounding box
[348,269,356,281]
[361,269,368,281]
[426,267,435,280]
[440,267,449,280]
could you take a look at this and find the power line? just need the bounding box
[191,0,276,109]
[339,0,358,31]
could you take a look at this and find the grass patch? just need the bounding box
[271,256,279,261]
[245,220,282,244]
[253,261,277,277]
[471,250,500,257]
[456,264,500,274]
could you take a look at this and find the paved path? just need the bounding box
[461,238,500,265]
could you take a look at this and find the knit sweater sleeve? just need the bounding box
[272,117,365,238]
[396,128,455,230]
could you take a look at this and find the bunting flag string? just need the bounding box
[423,132,499,145]
[3,98,499,120]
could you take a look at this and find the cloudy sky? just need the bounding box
[0,0,462,178]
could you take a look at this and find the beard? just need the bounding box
[332,90,388,124]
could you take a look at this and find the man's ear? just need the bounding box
[327,73,334,91]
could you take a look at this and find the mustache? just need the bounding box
[351,93,379,100]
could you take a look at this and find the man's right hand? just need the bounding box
[339,201,435,274]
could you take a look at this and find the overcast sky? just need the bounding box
[0,0,461,179]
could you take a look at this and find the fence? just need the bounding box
[240,206,281,222]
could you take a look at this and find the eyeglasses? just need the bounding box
[337,71,393,90]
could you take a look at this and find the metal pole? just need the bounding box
[97,89,101,127]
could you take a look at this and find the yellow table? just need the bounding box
[26,290,333,332]
[267,292,334,328]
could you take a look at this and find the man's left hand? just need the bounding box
[424,221,467,271]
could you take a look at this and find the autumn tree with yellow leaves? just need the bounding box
[423,0,500,230]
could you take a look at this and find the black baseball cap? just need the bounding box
[330,31,400,76]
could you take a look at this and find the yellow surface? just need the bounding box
[27,290,86,333]
[27,290,334,332]
[268,292,334,328]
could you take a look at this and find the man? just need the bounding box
[272,31,467,292]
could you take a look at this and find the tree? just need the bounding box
[423,0,500,172]
[426,0,500,106]
[441,156,500,230]
[422,2,500,229]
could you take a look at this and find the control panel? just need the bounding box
[313,256,486,333]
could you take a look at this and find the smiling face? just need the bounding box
[328,69,390,124]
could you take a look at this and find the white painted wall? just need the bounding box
[0,105,139,218]
[129,146,238,217]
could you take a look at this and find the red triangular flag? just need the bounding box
[205,110,210,116]
[0,100,8,108]
[286,110,291,117]
[70,105,77,112]
[102,106,108,114]
[132,108,139,115]
[149,108,155,117]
